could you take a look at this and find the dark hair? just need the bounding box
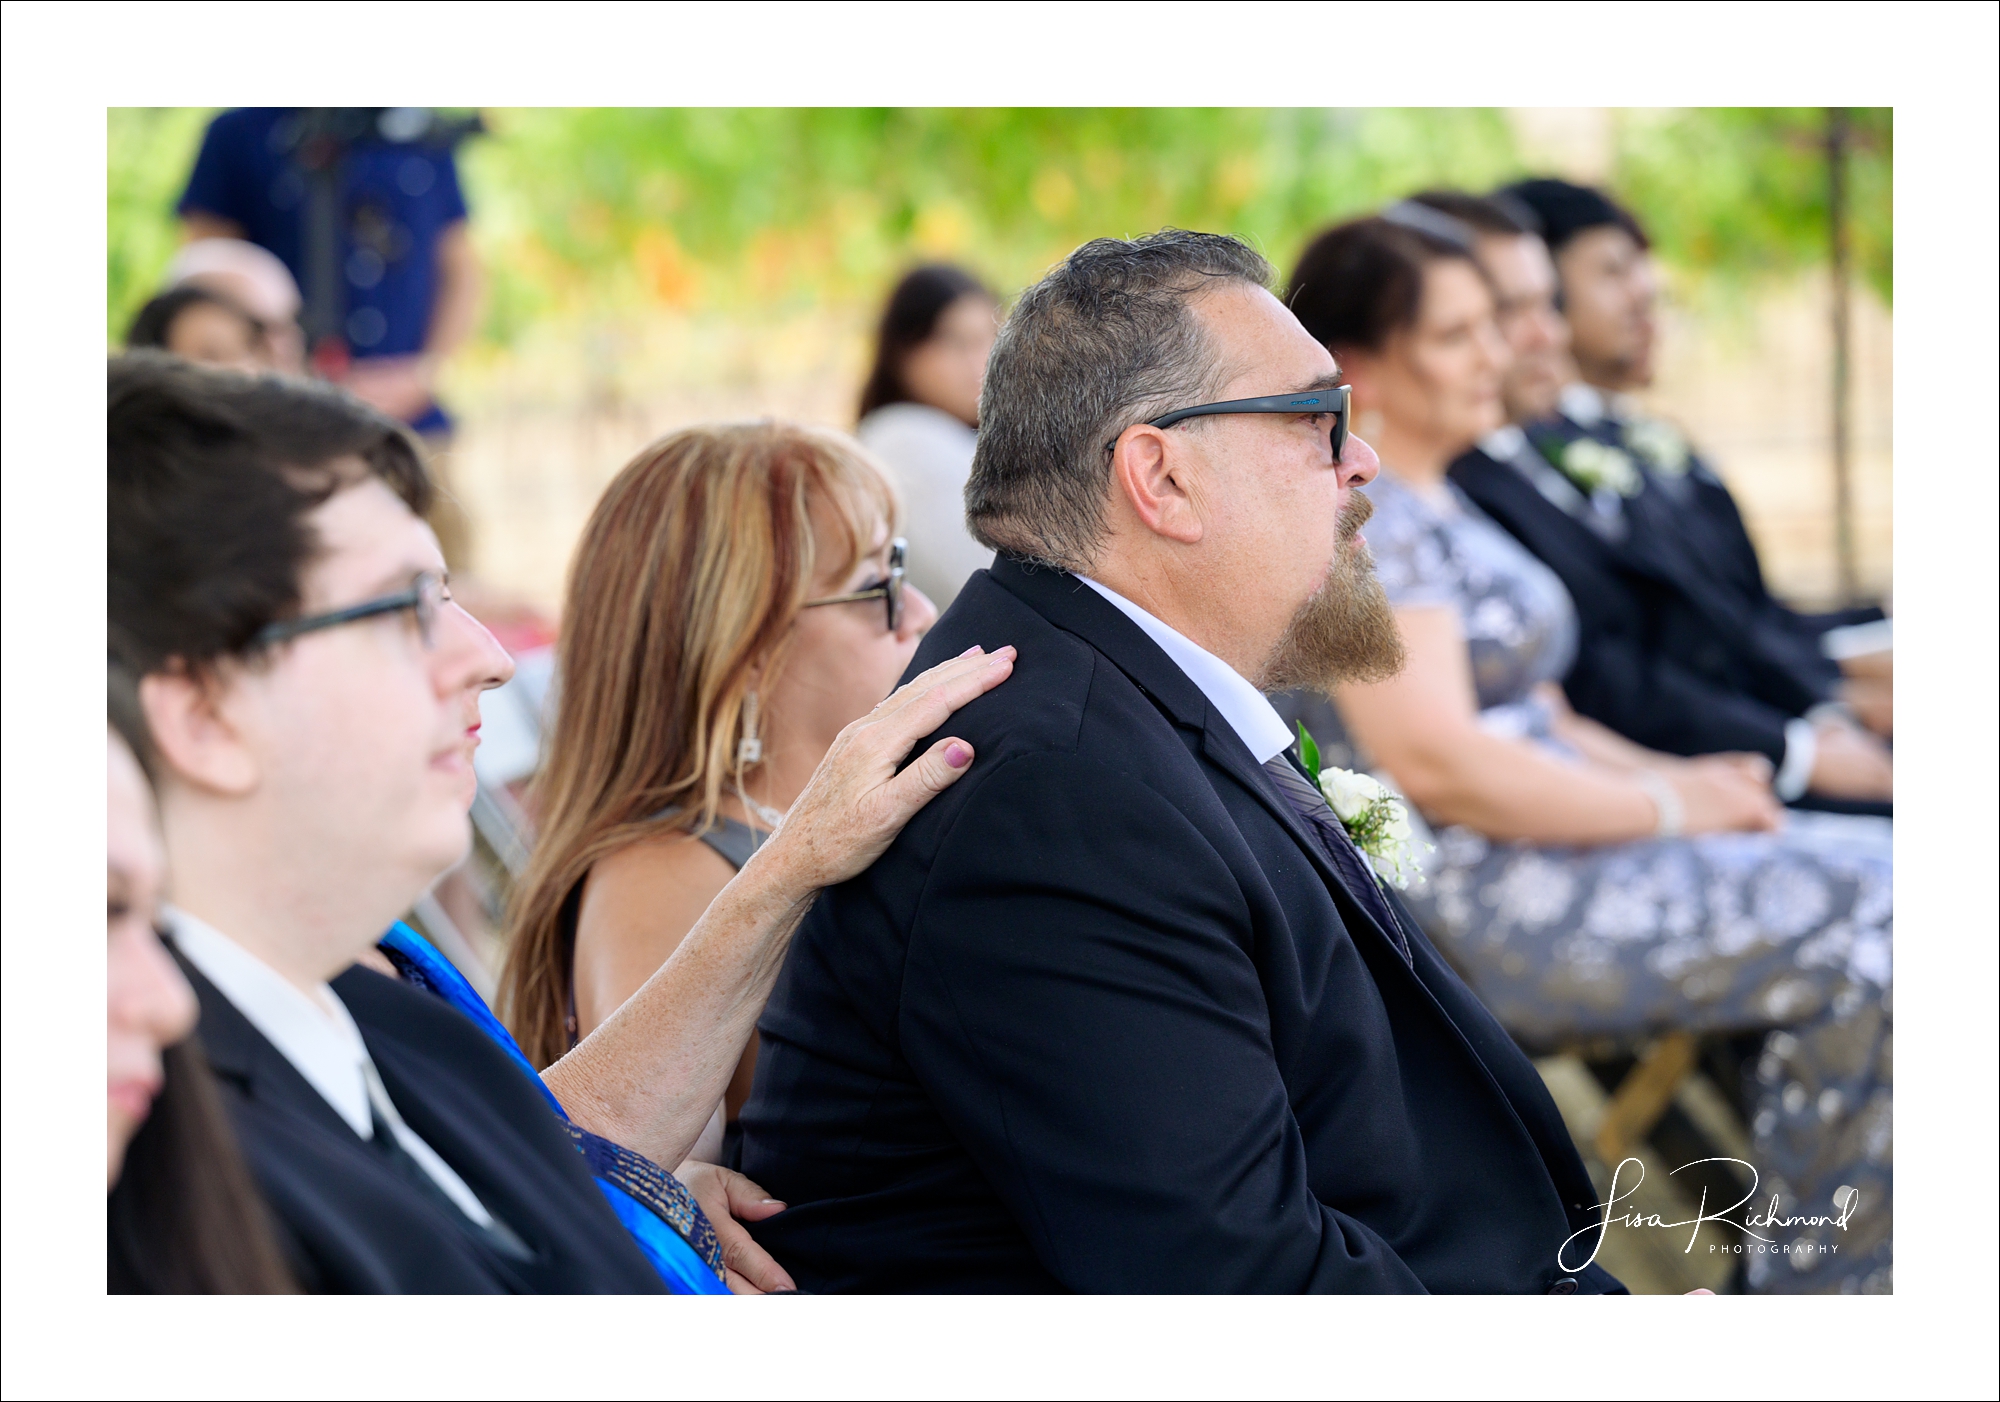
[1402,189,1536,238]
[109,659,155,782]
[1287,216,1485,355]
[125,285,264,353]
[1495,178,1649,254]
[108,352,432,678]
[108,1034,297,1293]
[965,230,1271,571]
[856,264,992,420]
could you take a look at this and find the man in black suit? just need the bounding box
[1418,186,1892,812]
[738,232,1623,1294]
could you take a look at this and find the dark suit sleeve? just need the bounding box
[1564,633,1794,763]
[898,752,1426,1293]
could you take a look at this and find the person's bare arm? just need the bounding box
[571,836,735,1040]
[422,220,483,364]
[542,645,1016,1171]
[1336,608,1779,843]
[1538,682,1776,786]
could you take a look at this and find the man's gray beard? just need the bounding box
[1260,492,1406,695]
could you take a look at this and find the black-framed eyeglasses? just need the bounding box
[1105,385,1352,462]
[252,572,445,651]
[803,538,906,633]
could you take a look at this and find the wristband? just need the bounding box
[1634,770,1685,838]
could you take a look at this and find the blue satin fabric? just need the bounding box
[377,923,731,1295]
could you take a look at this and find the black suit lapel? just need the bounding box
[168,943,364,1145]
[1199,724,1420,968]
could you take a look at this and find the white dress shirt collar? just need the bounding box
[166,907,494,1227]
[1077,575,1296,765]
[1480,423,1530,461]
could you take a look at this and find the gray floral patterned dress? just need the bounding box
[1278,470,1892,1294]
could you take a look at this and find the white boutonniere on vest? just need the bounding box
[1555,436,1642,497]
[1296,724,1428,890]
[1622,416,1691,477]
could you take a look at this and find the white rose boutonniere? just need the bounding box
[1557,437,1641,497]
[1296,724,1428,890]
[1622,416,1691,477]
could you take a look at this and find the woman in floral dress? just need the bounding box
[1279,212,1891,1293]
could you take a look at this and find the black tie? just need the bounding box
[1261,754,1413,967]
[365,1101,535,1262]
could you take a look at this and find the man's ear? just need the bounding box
[139,665,261,797]
[1109,425,1205,546]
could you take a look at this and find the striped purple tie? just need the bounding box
[1262,755,1413,967]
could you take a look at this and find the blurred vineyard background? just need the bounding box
[108,107,1893,612]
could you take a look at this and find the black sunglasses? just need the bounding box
[252,572,445,651]
[803,538,907,633]
[1105,385,1352,462]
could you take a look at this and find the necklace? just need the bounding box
[732,786,787,831]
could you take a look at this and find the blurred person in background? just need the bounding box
[1283,214,1892,1293]
[107,675,295,1292]
[855,265,998,607]
[166,237,307,373]
[499,423,942,1168]
[125,285,272,373]
[1502,178,1891,741]
[1430,188,1891,813]
[110,355,1007,1291]
[177,107,484,569]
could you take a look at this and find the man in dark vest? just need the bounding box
[1426,185,1891,814]
[737,231,1624,1294]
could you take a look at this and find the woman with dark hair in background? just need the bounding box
[107,673,294,1292]
[125,285,272,373]
[855,264,998,607]
[1280,213,1892,1294]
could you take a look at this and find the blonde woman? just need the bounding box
[501,422,947,1161]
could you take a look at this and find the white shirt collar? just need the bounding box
[165,907,495,1226]
[1480,424,1530,461]
[1077,576,1296,764]
[1558,381,1608,425]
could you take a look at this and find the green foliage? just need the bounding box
[1613,107,1891,302]
[462,107,1526,337]
[106,107,1892,349]
[107,107,217,342]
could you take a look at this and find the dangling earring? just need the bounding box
[736,690,763,766]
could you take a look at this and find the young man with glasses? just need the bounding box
[736,232,1626,1294]
[108,353,1008,1291]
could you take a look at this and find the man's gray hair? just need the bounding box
[965,230,1272,572]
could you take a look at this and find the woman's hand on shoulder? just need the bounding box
[759,645,1016,894]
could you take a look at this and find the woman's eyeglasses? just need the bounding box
[803,538,907,633]
[1104,384,1352,463]
[252,572,445,651]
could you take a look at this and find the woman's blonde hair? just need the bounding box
[498,421,897,1068]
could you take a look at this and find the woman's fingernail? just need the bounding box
[959,644,984,657]
[945,742,972,768]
